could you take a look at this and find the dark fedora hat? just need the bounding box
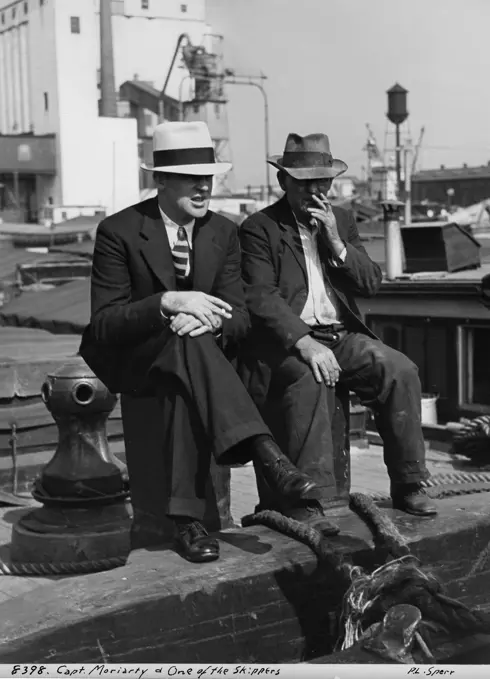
[268,132,347,180]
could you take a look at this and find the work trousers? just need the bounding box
[259,329,428,508]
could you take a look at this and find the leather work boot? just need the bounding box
[254,438,318,503]
[391,483,438,517]
[173,518,220,563]
[284,501,340,536]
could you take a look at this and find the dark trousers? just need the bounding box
[125,329,269,520]
[261,329,428,506]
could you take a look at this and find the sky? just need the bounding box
[206,0,490,191]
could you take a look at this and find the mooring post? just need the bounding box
[9,357,132,566]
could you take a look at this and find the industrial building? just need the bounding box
[412,163,490,208]
[0,0,213,224]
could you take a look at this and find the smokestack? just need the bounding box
[381,200,404,280]
[99,0,118,117]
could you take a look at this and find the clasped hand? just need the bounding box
[161,291,231,337]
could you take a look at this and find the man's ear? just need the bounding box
[153,172,165,188]
[277,170,287,192]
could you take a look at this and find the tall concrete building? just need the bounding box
[0,0,211,224]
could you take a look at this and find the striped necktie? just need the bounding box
[172,226,190,284]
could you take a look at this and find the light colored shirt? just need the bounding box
[298,223,347,327]
[159,205,195,278]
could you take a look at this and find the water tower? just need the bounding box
[386,83,408,197]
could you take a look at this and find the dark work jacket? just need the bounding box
[238,196,383,407]
[79,196,249,394]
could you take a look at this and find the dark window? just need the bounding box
[24,2,28,13]
[43,92,49,111]
[1,13,4,24]
[461,326,490,406]
[70,16,80,33]
[367,315,456,421]
[180,3,187,11]
[12,7,16,18]
[141,0,149,9]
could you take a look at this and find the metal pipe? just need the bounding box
[381,200,404,280]
[160,33,190,121]
[226,76,271,201]
[178,75,191,121]
[395,124,401,199]
[99,0,117,117]
[404,146,412,225]
[177,73,272,202]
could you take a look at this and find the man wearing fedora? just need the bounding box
[80,122,320,563]
[239,132,437,528]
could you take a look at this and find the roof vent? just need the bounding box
[440,164,445,169]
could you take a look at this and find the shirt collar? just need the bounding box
[294,211,318,236]
[158,204,195,231]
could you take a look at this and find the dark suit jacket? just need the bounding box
[79,196,249,393]
[238,196,383,405]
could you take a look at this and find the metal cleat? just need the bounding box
[362,604,422,663]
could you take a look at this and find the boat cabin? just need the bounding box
[357,220,490,423]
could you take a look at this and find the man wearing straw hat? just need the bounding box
[80,122,321,563]
[240,132,437,527]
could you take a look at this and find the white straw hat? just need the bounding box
[141,121,232,175]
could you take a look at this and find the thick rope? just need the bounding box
[348,492,490,639]
[0,555,128,576]
[243,486,490,655]
[242,509,358,586]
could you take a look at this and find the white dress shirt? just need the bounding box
[159,205,195,278]
[298,223,347,327]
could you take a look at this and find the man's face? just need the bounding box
[157,173,213,220]
[282,174,333,221]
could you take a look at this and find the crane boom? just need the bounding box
[411,126,425,174]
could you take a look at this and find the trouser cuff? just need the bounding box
[167,497,206,521]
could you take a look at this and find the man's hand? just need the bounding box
[170,312,223,337]
[294,335,341,387]
[307,193,345,258]
[161,291,232,330]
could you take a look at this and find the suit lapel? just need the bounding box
[276,198,308,284]
[140,197,177,290]
[192,214,221,291]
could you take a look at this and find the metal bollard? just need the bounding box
[36,357,127,503]
[10,357,131,567]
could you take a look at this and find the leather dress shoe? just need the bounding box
[283,501,340,536]
[391,483,438,517]
[255,439,317,503]
[174,518,220,563]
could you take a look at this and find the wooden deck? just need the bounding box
[0,441,473,607]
